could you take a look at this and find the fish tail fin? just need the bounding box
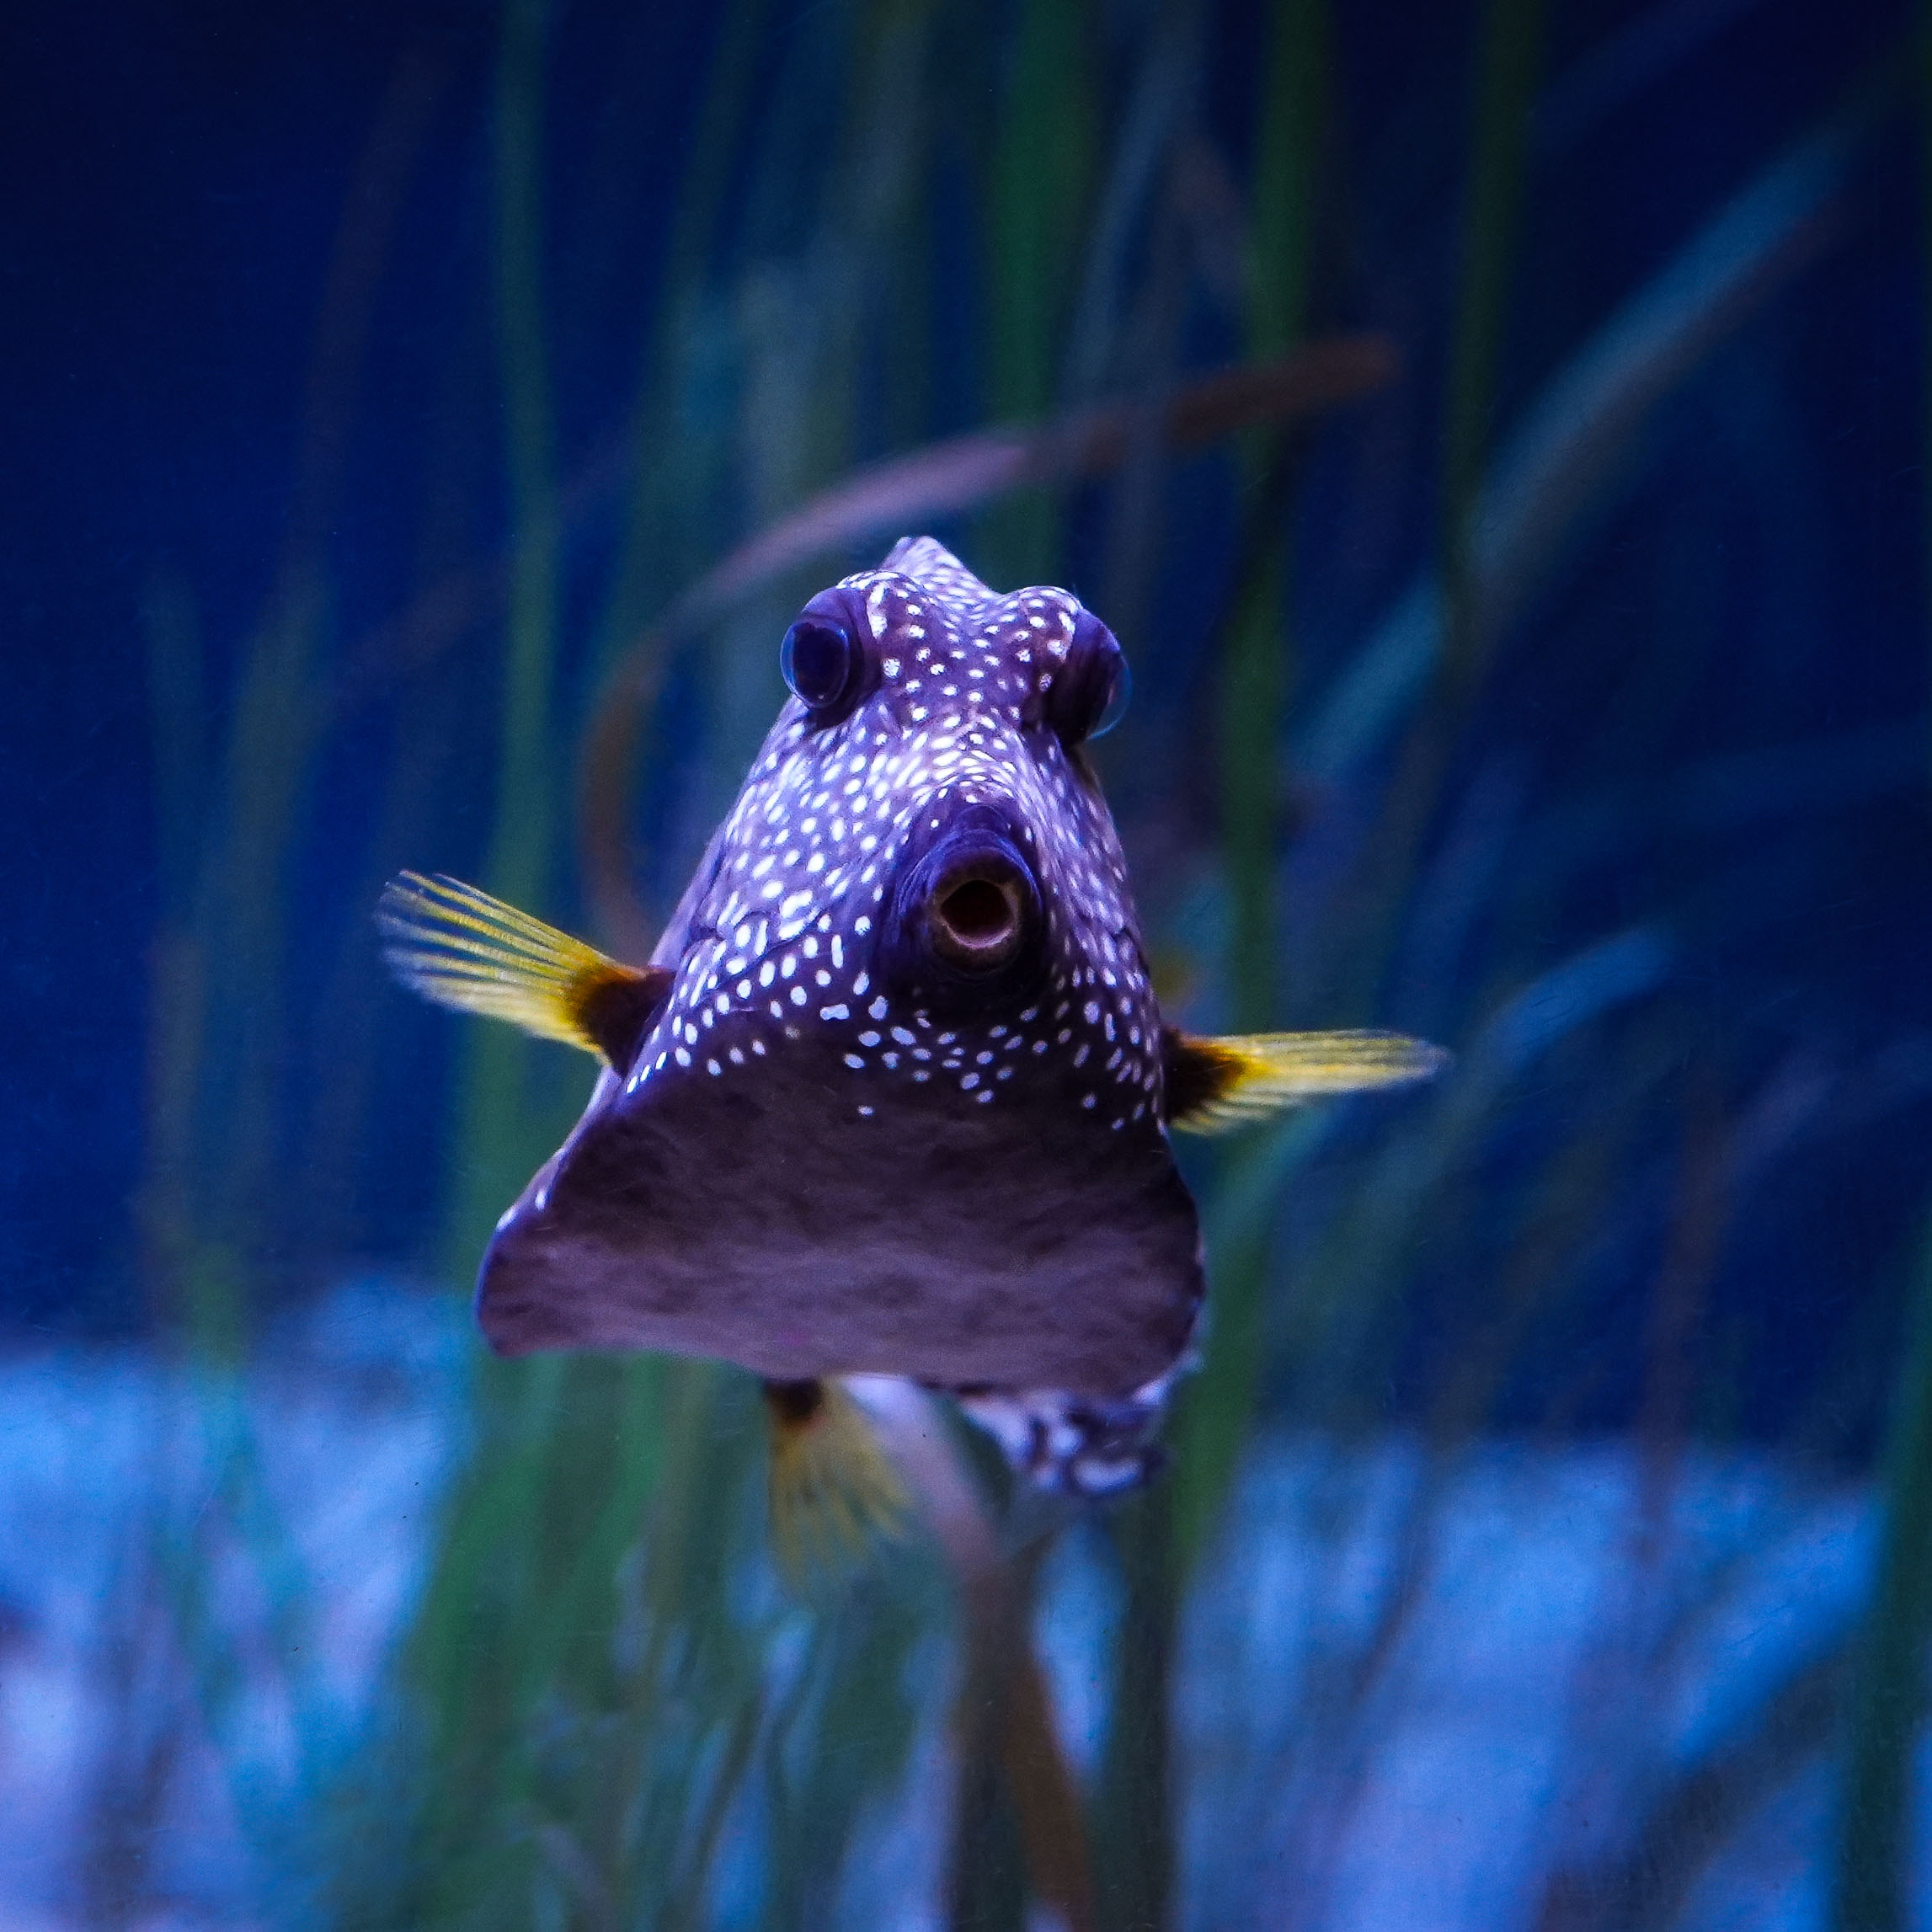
[763,1378,907,1577]
[1164,1027,1449,1134]
[376,871,669,1067]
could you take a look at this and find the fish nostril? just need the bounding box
[930,873,1023,969]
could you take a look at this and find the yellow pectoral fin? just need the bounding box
[764,1378,908,1581]
[1163,1027,1449,1134]
[376,871,669,1067]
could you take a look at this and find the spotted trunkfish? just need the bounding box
[380,536,1445,1555]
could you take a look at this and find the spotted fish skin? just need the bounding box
[480,537,1202,1481]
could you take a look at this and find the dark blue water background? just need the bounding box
[3,0,1924,1459]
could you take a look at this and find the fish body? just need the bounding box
[383,537,1444,1507]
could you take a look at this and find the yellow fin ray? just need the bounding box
[764,1379,908,1578]
[376,871,667,1065]
[1166,1028,1449,1134]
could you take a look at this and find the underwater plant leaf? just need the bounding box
[1165,1028,1450,1134]
[376,871,668,1066]
[1538,1641,1848,1929]
[688,339,1395,622]
[576,340,1396,955]
[1832,1218,1932,1927]
[851,1377,1100,1928]
[1298,121,1850,782]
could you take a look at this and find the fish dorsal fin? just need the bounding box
[1162,1027,1449,1134]
[377,872,670,1070]
[763,1378,907,1581]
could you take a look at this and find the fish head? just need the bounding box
[479,537,1201,1397]
[718,534,1141,1059]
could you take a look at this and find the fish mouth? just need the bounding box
[927,859,1028,972]
[881,799,1044,1000]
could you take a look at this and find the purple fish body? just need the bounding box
[382,534,1446,1500]
[479,537,1203,1486]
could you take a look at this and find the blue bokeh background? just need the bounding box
[4,0,1925,1430]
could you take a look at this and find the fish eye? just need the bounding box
[1047,611,1130,746]
[779,616,857,714]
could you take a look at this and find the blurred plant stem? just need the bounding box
[1828,1225,1932,1932]
[1539,1642,1850,1931]
[589,0,771,688]
[850,1381,1096,1932]
[947,1530,1090,1932]
[1924,0,1932,787]
[1442,0,1542,695]
[1827,32,1932,1919]
[1216,0,1324,1031]
[574,0,771,963]
[979,0,1095,585]
[451,0,563,1264]
[1097,9,1331,1930]
[1185,0,1328,1546]
[1174,430,1313,1560]
[577,338,1391,947]
[138,579,211,1341]
[1831,84,1932,1871]
[1342,0,1542,1051]
[1095,1480,1177,1932]
[1327,0,1541,1030]
[136,56,436,1354]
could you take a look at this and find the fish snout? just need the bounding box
[883,800,1043,997]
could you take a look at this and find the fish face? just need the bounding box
[478,538,1203,1401]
